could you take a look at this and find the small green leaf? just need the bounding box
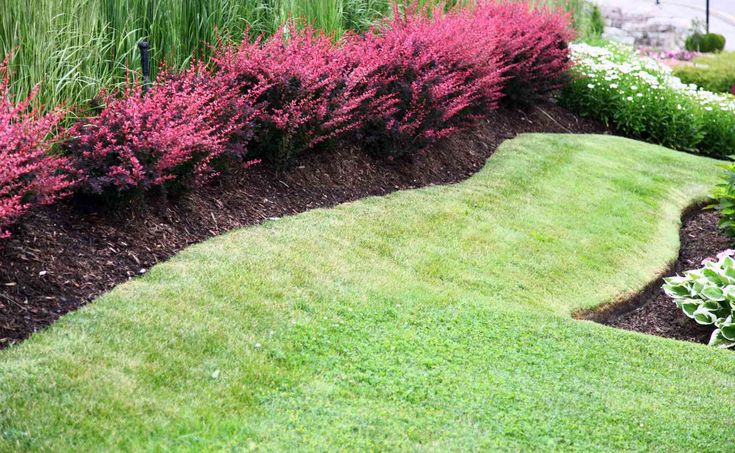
[717,316,735,341]
[678,300,700,318]
[701,286,725,301]
[709,329,735,348]
[703,269,726,285]
[663,284,690,298]
[693,304,719,325]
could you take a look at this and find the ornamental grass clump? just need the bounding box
[664,251,735,348]
[0,58,74,238]
[559,42,735,158]
[64,63,256,197]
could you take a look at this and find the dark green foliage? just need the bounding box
[711,160,735,238]
[686,32,727,53]
[674,52,735,94]
[589,5,604,37]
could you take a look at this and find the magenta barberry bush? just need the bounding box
[0,57,74,238]
[475,1,574,103]
[341,4,508,157]
[213,24,374,165]
[2,1,575,237]
[65,63,256,196]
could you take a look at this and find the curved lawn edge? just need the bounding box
[1,133,732,452]
[0,104,606,347]
[574,202,707,323]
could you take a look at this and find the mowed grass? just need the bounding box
[0,134,732,451]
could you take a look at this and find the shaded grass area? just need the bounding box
[0,134,730,451]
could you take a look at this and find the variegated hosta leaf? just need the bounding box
[663,280,692,298]
[722,256,735,269]
[708,329,735,348]
[701,286,726,301]
[676,299,700,318]
[716,316,735,341]
[664,253,735,346]
[693,301,721,325]
[703,268,728,286]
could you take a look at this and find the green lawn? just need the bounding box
[1,134,731,452]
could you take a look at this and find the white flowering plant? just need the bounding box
[663,250,735,348]
[559,42,735,158]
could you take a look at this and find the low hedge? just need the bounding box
[559,42,735,158]
[673,52,735,94]
[1,1,574,237]
[685,32,726,53]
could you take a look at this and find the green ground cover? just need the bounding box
[674,51,735,94]
[0,134,731,451]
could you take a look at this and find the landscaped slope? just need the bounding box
[0,134,730,451]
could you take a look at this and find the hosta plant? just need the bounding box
[663,250,735,348]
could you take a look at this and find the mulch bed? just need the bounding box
[0,102,607,347]
[598,208,731,344]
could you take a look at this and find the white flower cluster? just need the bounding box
[569,42,735,113]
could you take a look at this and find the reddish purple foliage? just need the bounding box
[65,64,257,195]
[340,4,507,156]
[475,1,574,103]
[3,1,576,236]
[0,57,74,238]
[213,25,372,164]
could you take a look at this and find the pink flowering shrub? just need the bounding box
[475,1,574,104]
[65,64,256,196]
[3,1,576,237]
[213,26,374,165]
[0,58,74,238]
[210,2,572,160]
[340,5,506,157]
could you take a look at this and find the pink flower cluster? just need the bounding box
[0,58,74,238]
[1,1,573,237]
[638,47,700,63]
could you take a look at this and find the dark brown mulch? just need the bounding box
[600,209,731,344]
[0,102,606,348]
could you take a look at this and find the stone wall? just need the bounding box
[601,5,690,49]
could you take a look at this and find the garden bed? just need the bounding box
[0,103,605,347]
[583,207,731,344]
[1,133,726,451]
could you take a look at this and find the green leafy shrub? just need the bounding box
[673,52,735,94]
[559,42,735,158]
[589,5,604,37]
[685,32,726,53]
[664,252,735,348]
[710,160,735,237]
[708,33,727,52]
